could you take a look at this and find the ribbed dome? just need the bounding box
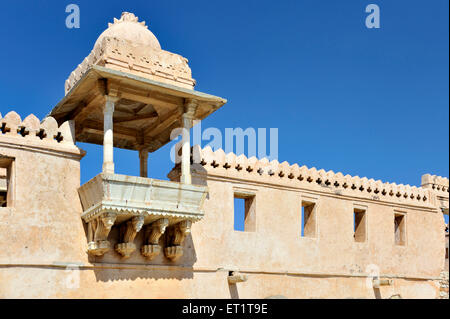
[94,12,161,51]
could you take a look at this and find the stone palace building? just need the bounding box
[0,12,448,299]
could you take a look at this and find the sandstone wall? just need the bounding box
[0,129,447,298]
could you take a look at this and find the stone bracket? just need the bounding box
[228,271,248,284]
[141,218,169,259]
[372,278,393,288]
[115,216,145,258]
[87,212,116,256]
[164,220,192,261]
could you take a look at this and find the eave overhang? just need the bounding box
[47,65,227,152]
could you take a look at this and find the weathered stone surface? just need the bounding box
[65,12,196,93]
[0,11,448,299]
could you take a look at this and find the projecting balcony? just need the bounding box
[79,173,208,259]
[47,65,226,260]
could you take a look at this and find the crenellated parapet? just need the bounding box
[422,174,449,214]
[421,174,449,195]
[0,111,78,150]
[184,146,445,208]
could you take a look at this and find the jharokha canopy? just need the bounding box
[49,12,226,153]
[46,12,227,259]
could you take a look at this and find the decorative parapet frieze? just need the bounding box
[65,35,195,94]
[164,220,192,261]
[87,212,116,256]
[115,216,144,258]
[0,111,76,147]
[141,218,169,259]
[187,146,444,207]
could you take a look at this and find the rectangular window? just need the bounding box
[0,167,7,207]
[0,157,13,208]
[394,213,406,246]
[301,200,316,238]
[353,208,367,242]
[234,193,256,232]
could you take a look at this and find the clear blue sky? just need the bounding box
[0,1,448,210]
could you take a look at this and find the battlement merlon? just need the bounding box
[0,111,84,159]
[168,146,449,211]
[422,174,449,214]
[421,174,449,193]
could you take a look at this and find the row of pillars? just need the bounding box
[102,95,197,185]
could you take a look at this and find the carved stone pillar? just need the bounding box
[180,99,198,185]
[87,212,116,256]
[164,220,192,261]
[103,96,119,174]
[139,149,149,178]
[141,218,169,259]
[115,216,144,258]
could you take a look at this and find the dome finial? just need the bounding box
[107,12,148,29]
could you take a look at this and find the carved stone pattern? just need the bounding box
[87,212,116,256]
[144,218,169,245]
[141,218,169,260]
[167,220,192,246]
[164,220,192,261]
[65,36,195,93]
[93,213,116,242]
[120,216,144,243]
[0,111,75,146]
[195,145,434,204]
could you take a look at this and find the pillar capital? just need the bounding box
[105,95,120,103]
[183,99,198,119]
[104,95,119,113]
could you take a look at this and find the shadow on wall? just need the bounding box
[228,283,239,299]
[85,225,197,282]
[373,287,382,299]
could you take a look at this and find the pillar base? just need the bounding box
[141,244,161,259]
[180,174,191,185]
[102,162,115,174]
[87,240,110,256]
[165,246,183,261]
[115,242,136,258]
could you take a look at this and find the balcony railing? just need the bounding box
[78,173,208,260]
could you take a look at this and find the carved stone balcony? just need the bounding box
[78,173,207,259]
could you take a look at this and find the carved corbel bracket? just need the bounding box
[87,212,116,256]
[141,218,169,259]
[164,220,192,261]
[183,99,198,118]
[228,271,248,284]
[372,278,394,289]
[115,216,145,258]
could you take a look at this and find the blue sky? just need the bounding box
[0,1,448,224]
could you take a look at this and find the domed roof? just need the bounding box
[94,12,161,51]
